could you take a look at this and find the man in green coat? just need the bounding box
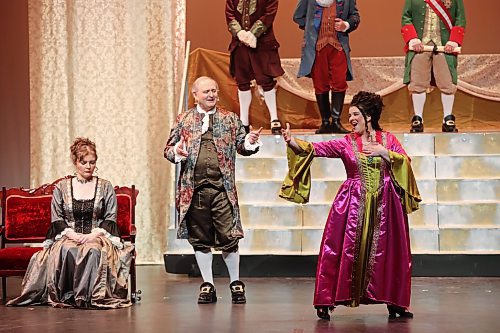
[401,0,466,132]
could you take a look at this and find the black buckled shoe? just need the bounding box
[315,305,334,320]
[198,282,217,304]
[315,121,331,134]
[442,114,458,132]
[243,125,250,134]
[271,119,282,135]
[229,280,246,304]
[331,119,349,134]
[410,115,424,133]
[387,304,414,319]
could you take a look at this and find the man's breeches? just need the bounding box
[311,44,348,94]
[408,51,457,94]
[186,186,238,252]
[232,45,278,92]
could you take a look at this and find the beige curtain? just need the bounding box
[28,0,186,263]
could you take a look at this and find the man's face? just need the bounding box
[193,79,218,111]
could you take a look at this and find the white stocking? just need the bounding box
[238,89,252,126]
[441,93,455,119]
[412,92,426,118]
[263,88,278,121]
[222,250,240,283]
[195,251,214,285]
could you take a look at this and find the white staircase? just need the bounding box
[166,132,500,255]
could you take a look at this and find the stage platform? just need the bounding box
[1,265,498,333]
[165,132,500,276]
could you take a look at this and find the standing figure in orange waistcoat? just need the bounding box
[294,0,360,134]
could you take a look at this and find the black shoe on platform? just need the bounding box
[198,282,217,304]
[315,122,331,134]
[331,119,349,134]
[410,115,424,133]
[387,304,413,319]
[315,306,334,320]
[229,280,246,304]
[442,114,458,132]
[271,119,282,135]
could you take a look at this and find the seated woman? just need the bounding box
[281,91,421,320]
[8,137,133,308]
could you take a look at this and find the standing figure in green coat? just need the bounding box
[401,0,466,132]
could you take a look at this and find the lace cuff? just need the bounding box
[174,141,187,163]
[244,134,262,151]
[54,227,73,241]
[93,227,124,249]
[42,239,54,248]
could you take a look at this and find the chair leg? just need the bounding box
[131,256,137,303]
[2,277,6,305]
[130,253,141,303]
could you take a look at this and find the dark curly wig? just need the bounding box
[350,91,384,132]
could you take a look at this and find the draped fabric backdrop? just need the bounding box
[28,0,186,263]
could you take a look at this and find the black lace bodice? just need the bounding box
[72,199,94,234]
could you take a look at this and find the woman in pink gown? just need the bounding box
[281,91,421,320]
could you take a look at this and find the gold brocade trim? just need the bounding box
[350,136,366,307]
[348,133,387,306]
[228,19,243,36]
[92,178,103,229]
[250,20,267,38]
[364,133,387,291]
[64,178,76,228]
[237,0,256,16]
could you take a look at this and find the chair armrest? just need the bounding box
[130,225,136,236]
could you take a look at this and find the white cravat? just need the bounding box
[197,105,216,134]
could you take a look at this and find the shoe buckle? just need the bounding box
[412,120,421,126]
[231,285,244,293]
[445,120,455,126]
[201,286,212,293]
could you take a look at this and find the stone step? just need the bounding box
[439,227,500,251]
[435,156,500,179]
[437,179,500,201]
[236,156,439,181]
[438,202,500,226]
[235,179,438,203]
[300,203,438,228]
[301,227,440,254]
[435,132,500,155]
[165,226,441,255]
[167,202,439,230]
[254,133,436,157]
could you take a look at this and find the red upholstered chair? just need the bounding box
[114,185,141,303]
[0,180,141,304]
[0,181,57,304]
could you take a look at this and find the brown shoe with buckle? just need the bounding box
[229,280,246,304]
[198,282,217,304]
[410,115,424,133]
[442,114,458,132]
[271,119,282,135]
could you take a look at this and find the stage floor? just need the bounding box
[1,266,499,333]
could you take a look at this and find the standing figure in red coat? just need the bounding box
[226,0,285,135]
